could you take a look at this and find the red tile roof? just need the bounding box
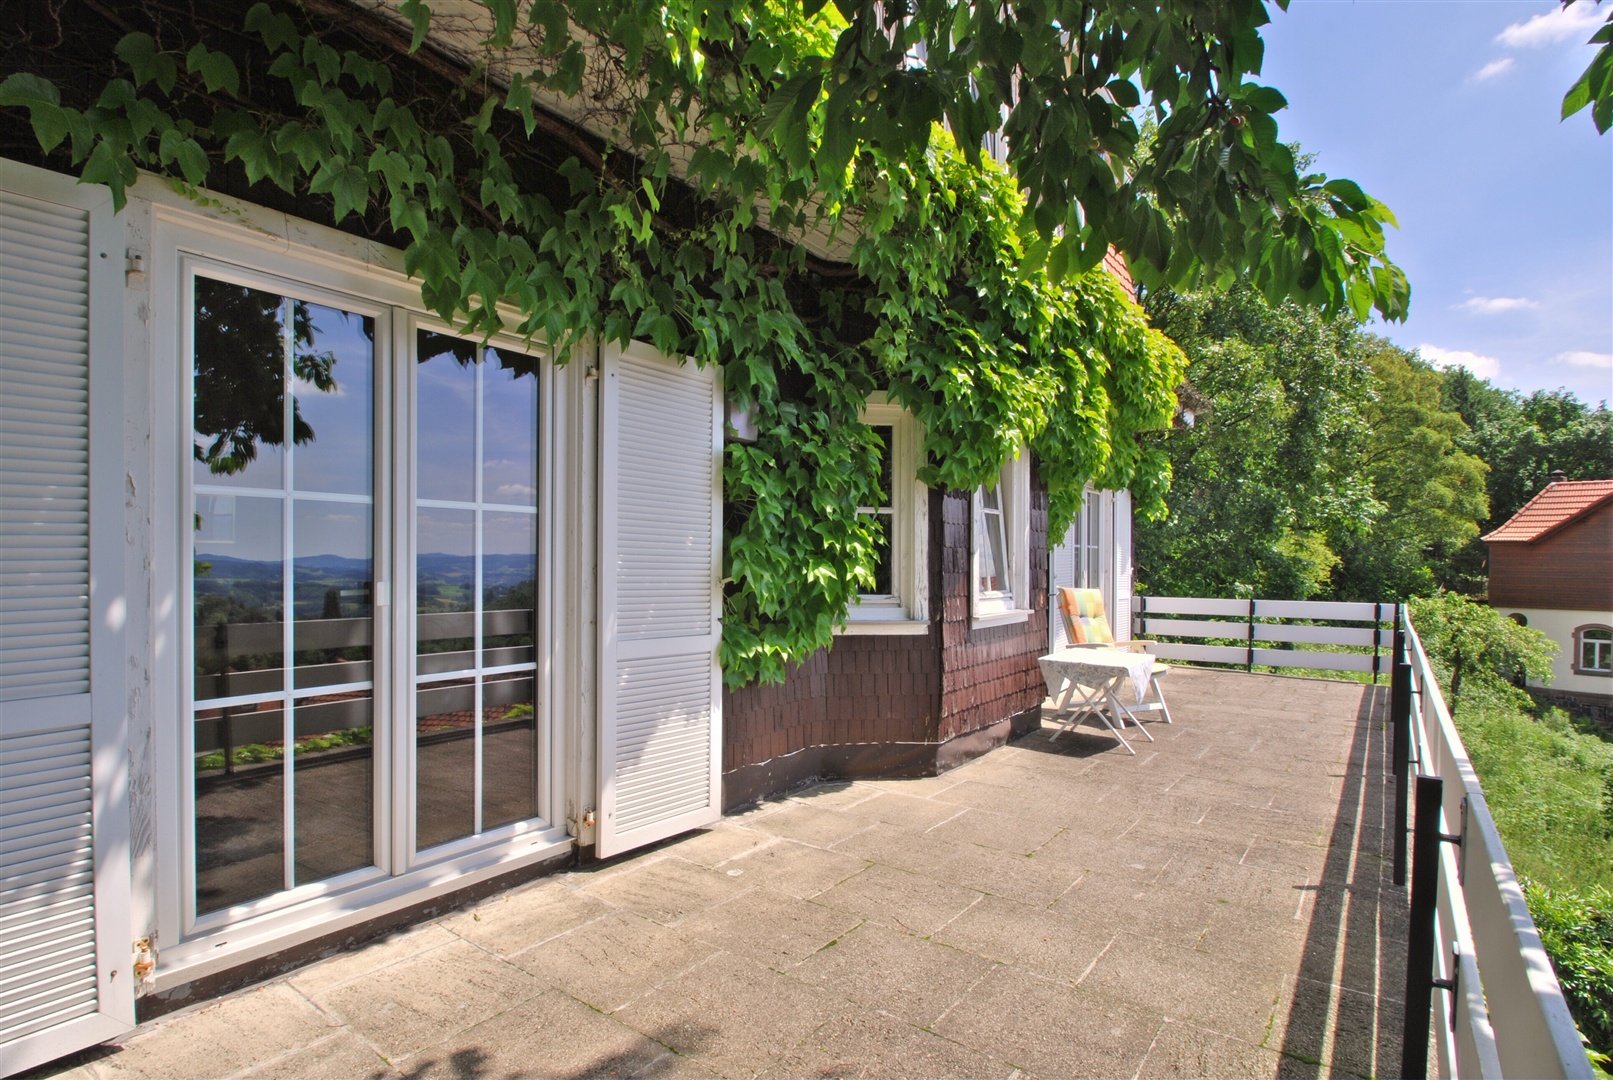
[1482,479,1613,543]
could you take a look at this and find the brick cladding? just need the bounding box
[1488,503,1613,611]
[937,481,1051,742]
[722,475,1052,806]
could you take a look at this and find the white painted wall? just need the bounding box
[1494,606,1613,697]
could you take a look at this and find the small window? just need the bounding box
[971,451,1030,624]
[1575,625,1612,676]
[842,395,928,632]
[1506,613,1527,627]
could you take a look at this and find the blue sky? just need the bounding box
[1259,0,1612,406]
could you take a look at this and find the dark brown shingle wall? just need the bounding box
[721,476,1052,807]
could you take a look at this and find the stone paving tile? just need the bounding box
[781,780,884,812]
[399,988,686,1079]
[747,802,873,848]
[922,804,1069,856]
[1050,872,1219,951]
[82,984,336,1080]
[927,841,1086,908]
[660,824,774,868]
[612,951,848,1080]
[851,790,974,831]
[811,862,984,937]
[509,909,720,1013]
[932,964,1164,1079]
[1136,1018,1284,1080]
[932,892,1118,983]
[438,879,610,958]
[238,1032,399,1080]
[287,923,461,997]
[787,921,997,1029]
[827,820,976,877]
[1078,929,1286,1045]
[576,855,748,925]
[678,887,865,969]
[715,837,869,899]
[770,1005,1017,1080]
[312,938,546,1061]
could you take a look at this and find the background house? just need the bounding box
[1483,474,1613,718]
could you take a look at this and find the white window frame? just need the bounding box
[840,394,929,634]
[1575,625,1612,676]
[147,198,572,980]
[971,450,1031,627]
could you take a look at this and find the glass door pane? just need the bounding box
[414,331,540,854]
[191,277,376,915]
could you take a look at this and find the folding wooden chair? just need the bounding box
[1056,587,1173,726]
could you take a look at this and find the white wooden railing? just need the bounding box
[1400,611,1591,1079]
[1134,594,1593,1078]
[1134,595,1395,677]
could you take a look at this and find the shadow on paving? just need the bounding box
[1276,683,1411,1079]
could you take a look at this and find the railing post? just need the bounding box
[1246,598,1256,672]
[1401,772,1444,1080]
[1392,606,1411,887]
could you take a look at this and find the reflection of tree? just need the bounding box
[418,330,538,380]
[193,279,362,475]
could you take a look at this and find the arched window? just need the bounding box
[1574,625,1613,676]
[1507,612,1528,627]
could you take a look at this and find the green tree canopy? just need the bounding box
[1135,285,1376,599]
[1136,291,1491,604]
[1327,343,1489,601]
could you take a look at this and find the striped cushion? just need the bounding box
[1057,587,1115,645]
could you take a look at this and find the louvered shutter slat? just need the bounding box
[597,344,722,857]
[0,177,128,1071]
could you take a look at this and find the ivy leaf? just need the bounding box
[244,3,300,53]
[80,141,138,210]
[399,0,433,54]
[160,129,210,185]
[114,33,178,95]
[186,44,241,96]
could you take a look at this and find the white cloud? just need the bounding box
[1496,3,1605,48]
[1420,344,1503,380]
[1454,295,1537,314]
[1470,57,1516,82]
[494,483,537,500]
[1556,349,1613,370]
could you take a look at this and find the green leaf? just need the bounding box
[186,44,240,96]
[0,71,60,108]
[244,3,300,52]
[1322,178,1373,213]
[114,33,178,95]
[399,0,433,53]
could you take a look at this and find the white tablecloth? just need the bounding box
[1038,647,1156,705]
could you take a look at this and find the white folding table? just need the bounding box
[1037,647,1160,754]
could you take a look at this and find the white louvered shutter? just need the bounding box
[1049,519,1077,650]
[597,341,722,857]
[0,171,134,1076]
[1112,490,1133,640]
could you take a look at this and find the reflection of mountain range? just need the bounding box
[201,554,534,588]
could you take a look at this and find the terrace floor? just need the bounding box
[43,668,1412,1080]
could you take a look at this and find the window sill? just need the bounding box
[837,619,930,636]
[971,608,1033,630]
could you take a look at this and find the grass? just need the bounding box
[1450,682,1613,893]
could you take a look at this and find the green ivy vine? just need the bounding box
[0,0,1183,686]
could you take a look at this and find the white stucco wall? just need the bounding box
[1494,606,1613,697]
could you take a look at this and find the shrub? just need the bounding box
[1409,591,1556,713]
[1525,879,1613,1064]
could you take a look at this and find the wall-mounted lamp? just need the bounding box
[725,394,758,444]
